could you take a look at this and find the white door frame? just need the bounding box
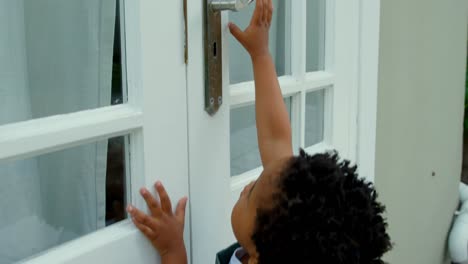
[2,0,190,263]
[357,0,381,182]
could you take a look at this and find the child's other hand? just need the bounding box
[127,181,188,261]
[229,0,273,59]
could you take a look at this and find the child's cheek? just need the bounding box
[231,200,242,241]
[232,201,254,249]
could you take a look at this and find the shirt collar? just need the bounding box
[229,247,247,264]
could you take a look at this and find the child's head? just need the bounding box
[231,150,392,264]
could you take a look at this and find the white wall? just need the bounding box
[375,0,468,263]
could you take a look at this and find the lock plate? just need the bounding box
[204,0,223,116]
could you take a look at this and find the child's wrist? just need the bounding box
[160,243,187,264]
[250,52,272,64]
[249,50,271,61]
[249,46,271,60]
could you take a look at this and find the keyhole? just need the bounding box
[213,42,217,57]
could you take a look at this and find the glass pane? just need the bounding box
[305,90,325,147]
[0,0,125,126]
[0,135,129,263]
[229,0,291,84]
[230,98,292,176]
[306,0,326,72]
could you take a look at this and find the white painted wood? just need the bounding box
[324,0,336,71]
[20,222,153,264]
[119,0,129,104]
[229,72,335,107]
[284,1,292,75]
[330,0,360,160]
[136,0,190,261]
[299,90,307,148]
[303,71,335,90]
[10,0,191,263]
[323,87,335,145]
[0,105,143,161]
[291,0,306,80]
[290,92,302,154]
[304,142,334,156]
[123,0,143,108]
[186,2,233,263]
[356,0,381,182]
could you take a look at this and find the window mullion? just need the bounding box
[123,0,143,108]
[299,91,307,148]
[325,0,336,72]
[290,0,307,81]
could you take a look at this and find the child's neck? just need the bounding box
[240,254,250,264]
[241,254,250,264]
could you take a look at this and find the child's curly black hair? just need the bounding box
[252,150,392,264]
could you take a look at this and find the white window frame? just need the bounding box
[0,0,191,263]
[0,1,145,261]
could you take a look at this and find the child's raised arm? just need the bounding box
[229,0,293,167]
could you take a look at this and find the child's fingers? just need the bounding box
[262,0,269,24]
[128,205,160,232]
[132,217,157,240]
[266,0,273,25]
[175,197,188,226]
[140,188,162,217]
[228,23,246,44]
[252,0,264,25]
[155,181,173,215]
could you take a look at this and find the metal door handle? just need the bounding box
[204,0,253,116]
[210,0,254,12]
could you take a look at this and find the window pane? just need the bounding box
[306,0,326,72]
[305,90,325,147]
[0,135,129,263]
[229,0,291,84]
[230,98,292,176]
[0,0,125,126]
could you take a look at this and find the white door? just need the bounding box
[0,0,189,263]
[186,0,379,263]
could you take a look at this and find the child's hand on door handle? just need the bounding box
[127,181,188,264]
[228,0,273,60]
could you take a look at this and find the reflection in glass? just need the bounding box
[306,0,326,72]
[0,0,125,126]
[230,98,292,176]
[0,135,129,263]
[305,90,325,147]
[229,0,290,83]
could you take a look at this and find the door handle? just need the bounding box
[204,0,253,116]
[210,0,254,12]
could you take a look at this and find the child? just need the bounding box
[126,0,392,263]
